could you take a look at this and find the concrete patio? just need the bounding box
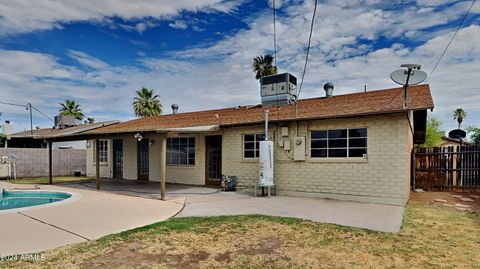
[65,179,405,233]
[0,181,184,255]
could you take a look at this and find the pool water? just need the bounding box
[0,190,72,210]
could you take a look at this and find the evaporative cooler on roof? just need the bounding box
[260,73,297,107]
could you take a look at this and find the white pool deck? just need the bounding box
[0,181,184,255]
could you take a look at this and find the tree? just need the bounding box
[252,54,278,80]
[86,117,95,124]
[467,126,480,145]
[0,133,5,147]
[132,87,162,117]
[420,117,443,147]
[453,108,467,129]
[59,99,85,121]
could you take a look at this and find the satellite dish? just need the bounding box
[448,129,467,139]
[390,69,427,86]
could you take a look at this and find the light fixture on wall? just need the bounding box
[134,133,143,141]
[149,139,154,146]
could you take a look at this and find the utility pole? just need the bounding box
[27,103,33,135]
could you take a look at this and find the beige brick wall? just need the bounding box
[86,133,207,185]
[222,113,412,206]
[86,139,112,178]
[85,112,412,206]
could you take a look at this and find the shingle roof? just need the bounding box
[10,121,119,139]
[84,84,434,135]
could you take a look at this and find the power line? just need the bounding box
[31,105,51,121]
[426,0,476,82]
[0,101,51,120]
[297,0,318,100]
[0,100,25,108]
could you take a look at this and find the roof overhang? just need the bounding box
[156,125,219,133]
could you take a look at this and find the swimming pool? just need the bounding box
[0,189,72,210]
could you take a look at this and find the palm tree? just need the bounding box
[132,87,162,117]
[59,99,85,120]
[252,54,278,80]
[453,108,467,129]
[86,117,95,123]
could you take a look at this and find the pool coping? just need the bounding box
[0,188,82,215]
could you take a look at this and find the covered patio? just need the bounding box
[62,179,221,200]
[34,123,222,200]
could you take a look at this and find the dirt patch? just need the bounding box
[410,191,480,213]
[214,250,232,263]
[80,241,210,269]
[239,237,281,255]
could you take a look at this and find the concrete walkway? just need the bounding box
[0,181,184,255]
[177,191,404,233]
[67,180,404,233]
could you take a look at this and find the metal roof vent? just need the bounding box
[171,104,179,114]
[323,82,334,98]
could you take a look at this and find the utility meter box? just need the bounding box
[283,140,291,151]
[293,137,306,161]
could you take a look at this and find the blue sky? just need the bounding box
[0,0,479,135]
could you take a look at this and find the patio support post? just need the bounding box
[96,138,100,189]
[161,136,167,200]
[48,141,53,184]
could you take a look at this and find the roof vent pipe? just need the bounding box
[171,104,179,114]
[323,82,334,98]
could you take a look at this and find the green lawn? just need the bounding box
[7,176,92,185]
[2,202,479,268]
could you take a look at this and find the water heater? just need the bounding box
[259,140,274,186]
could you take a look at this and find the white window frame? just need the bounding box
[310,128,367,158]
[166,136,196,166]
[243,133,265,159]
[99,140,108,164]
[93,139,109,164]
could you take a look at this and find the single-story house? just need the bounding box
[439,136,472,147]
[5,121,118,149]
[51,84,433,206]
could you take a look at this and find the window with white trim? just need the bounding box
[243,133,265,158]
[99,140,108,163]
[93,140,108,164]
[310,128,367,158]
[167,137,195,165]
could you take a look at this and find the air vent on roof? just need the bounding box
[323,82,334,98]
[260,73,297,107]
[171,104,179,114]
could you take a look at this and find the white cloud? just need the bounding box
[1,0,480,134]
[168,20,188,30]
[68,50,109,70]
[0,0,244,34]
[118,21,157,34]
